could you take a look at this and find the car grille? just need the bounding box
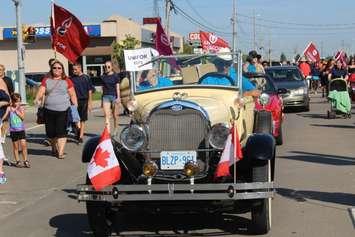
[147,108,209,158]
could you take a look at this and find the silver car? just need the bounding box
[266,66,310,111]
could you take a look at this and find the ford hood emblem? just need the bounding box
[171,104,183,111]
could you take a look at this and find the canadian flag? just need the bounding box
[215,125,243,178]
[335,50,347,68]
[87,126,121,191]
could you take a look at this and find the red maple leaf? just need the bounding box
[92,147,110,168]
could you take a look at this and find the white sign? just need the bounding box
[124,48,153,72]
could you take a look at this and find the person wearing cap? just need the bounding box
[298,56,311,78]
[199,49,260,97]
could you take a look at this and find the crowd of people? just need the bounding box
[0,59,124,184]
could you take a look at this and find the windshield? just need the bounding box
[266,68,303,81]
[132,53,242,94]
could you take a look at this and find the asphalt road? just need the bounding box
[0,94,354,237]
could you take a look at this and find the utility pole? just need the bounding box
[153,0,159,17]
[12,0,26,103]
[164,0,171,38]
[253,9,256,51]
[232,0,237,55]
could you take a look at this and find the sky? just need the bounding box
[1,0,355,60]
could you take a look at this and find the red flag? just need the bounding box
[155,21,173,56]
[199,31,229,53]
[51,3,89,63]
[215,125,243,178]
[303,42,320,62]
[87,126,121,191]
[335,50,347,68]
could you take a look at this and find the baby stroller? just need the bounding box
[327,78,351,119]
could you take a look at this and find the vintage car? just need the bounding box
[248,73,286,145]
[77,53,276,236]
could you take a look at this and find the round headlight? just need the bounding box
[120,125,147,151]
[208,123,230,150]
[127,98,138,112]
[258,93,270,106]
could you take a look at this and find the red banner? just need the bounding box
[199,31,229,53]
[155,21,173,56]
[51,3,89,63]
[303,42,320,62]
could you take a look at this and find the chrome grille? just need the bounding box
[148,108,209,157]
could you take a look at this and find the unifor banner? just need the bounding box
[303,42,320,62]
[199,31,229,53]
[124,48,154,72]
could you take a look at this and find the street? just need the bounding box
[0,94,354,237]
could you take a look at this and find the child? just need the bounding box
[3,93,29,168]
[0,89,10,184]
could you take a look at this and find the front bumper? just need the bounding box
[77,182,274,202]
[282,94,309,107]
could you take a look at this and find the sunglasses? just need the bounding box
[52,67,62,70]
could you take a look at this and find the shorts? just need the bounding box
[10,130,26,142]
[78,99,88,121]
[102,95,117,104]
[44,108,68,139]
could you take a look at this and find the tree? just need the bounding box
[112,34,140,70]
[294,54,301,62]
[280,52,287,62]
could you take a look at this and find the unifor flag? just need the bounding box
[215,125,243,178]
[155,20,173,56]
[51,3,89,63]
[87,126,121,191]
[303,42,320,62]
[335,50,347,68]
[199,31,229,53]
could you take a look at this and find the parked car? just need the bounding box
[77,52,276,236]
[245,72,286,145]
[265,66,310,111]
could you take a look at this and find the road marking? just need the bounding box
[26,124,44,131]
[348,208,355,229]
[0,201,17,205]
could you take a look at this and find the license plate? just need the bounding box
[160,151,197,170]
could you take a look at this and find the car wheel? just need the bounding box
[253,111,272,134]
[304,104,310,112]
[85,177,113,237]
[251,160,272,234]
[275,125,283,146]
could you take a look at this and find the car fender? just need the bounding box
[244,133,275,161]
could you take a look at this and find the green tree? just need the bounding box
[112,34,140,70]
[280,52,287,62]
[294,54,301,62]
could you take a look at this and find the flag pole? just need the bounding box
[51,0,57,59]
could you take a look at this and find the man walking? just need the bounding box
[71,63,93,143]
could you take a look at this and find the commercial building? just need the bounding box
[0,15,183,79]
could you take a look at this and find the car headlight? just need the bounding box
[127,98,138,112]
[258,93,270,106]
[292,88,306,95]
[119,125,147,151]
[208,123,230,149]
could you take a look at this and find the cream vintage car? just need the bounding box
[77,53,276,236]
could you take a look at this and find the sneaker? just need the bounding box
[0,173,7,184]
[42,139,51,146]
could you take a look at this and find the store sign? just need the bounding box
[124,48,153,72]
[188,32,200,41]
[3,24,101,39]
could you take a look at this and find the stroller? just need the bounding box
[327,78,352,119]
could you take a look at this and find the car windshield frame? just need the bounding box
[130,53,243,95]
[266,68,303,81]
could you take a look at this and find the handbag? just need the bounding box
[36,80,61,124]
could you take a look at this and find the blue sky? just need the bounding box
[1,0,355,60]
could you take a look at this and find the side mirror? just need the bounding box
[277,88,288,94]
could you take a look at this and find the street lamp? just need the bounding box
[12,0,26,103]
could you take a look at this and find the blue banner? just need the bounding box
[3,24,101,39]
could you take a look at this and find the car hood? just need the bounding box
[133,88,239,125]
[273,80,306,90]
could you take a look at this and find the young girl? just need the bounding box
[3,93,29,168]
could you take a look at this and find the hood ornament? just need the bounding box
[172,92,188,101]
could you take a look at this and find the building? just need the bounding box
[0,15,183,79]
